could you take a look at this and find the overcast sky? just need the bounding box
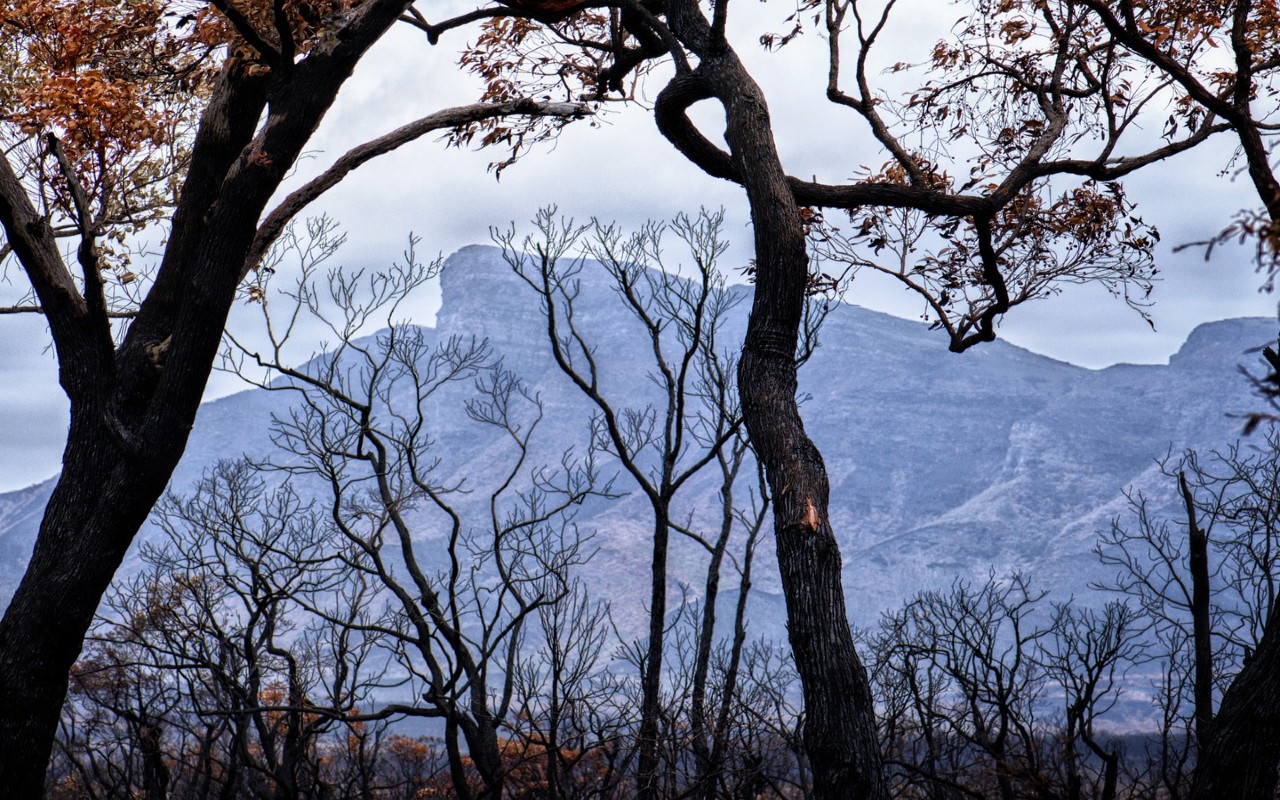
[1,3,1275,492]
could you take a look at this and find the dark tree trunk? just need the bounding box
[1190,601,1280,798]
[637,510,671,800]
[720,58,886,800]
[1100,750,1118,800]
[0,5,413,795]
[648,21,888,794]
[1179,471,1214,749]
[140,720,171,800]
[0,435,173,798]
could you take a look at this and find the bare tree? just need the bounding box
[1098,432,1280,797]
[53,637,180,800]
[869,572,1142,800]
[681,434,772,800]
[0,3,597,790]
[53,458,393,800]
[54,215,825,799]
[224,228,615,800]
[506,581,623,800]
[496,209,780,799]
[459,0,1237,788]
[1038,601,1146,800]
[873,574,1053,799]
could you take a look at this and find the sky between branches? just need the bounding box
[0,0,1274,491]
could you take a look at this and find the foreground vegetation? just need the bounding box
[6,0,1280,795]
[45,220,1280,799]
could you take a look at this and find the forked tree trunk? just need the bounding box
[653,35,889,799]
[0,4,414,794]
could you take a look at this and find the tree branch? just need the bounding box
[273,0,296,68]
[0,305,136,319]
[654,71,738,181]
[208,0,283,64]
[44,134,110,335]
[1032,119,1229,181]
[0,153,90,360]
[1073,0,1233,122]
[407,3,600,44]
[654,70,994,216]
[244,98,591,276]
[949,216,1009,353]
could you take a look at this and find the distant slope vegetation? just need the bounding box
[0,244,1272,632]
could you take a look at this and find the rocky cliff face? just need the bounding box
[0,245,1272,637]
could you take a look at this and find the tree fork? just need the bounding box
[0,3,418,793]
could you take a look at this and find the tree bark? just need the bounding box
[0,4,414,794]
[637,510,671,800]
[1179,471,1214,748]
[0,432,173,797]
[648,16,888,793]
[1190,600,1280,798]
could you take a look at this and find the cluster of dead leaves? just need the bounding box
[455,10,625,174]
[0,1,367,243]
[0,0,224,262]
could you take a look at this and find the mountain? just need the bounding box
[0,244,1273,638]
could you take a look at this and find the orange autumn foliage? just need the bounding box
[0,1,366,246]
[0,1,211,220]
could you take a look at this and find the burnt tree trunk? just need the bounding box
[637,509,671,800]
[0,435,173,798]
[731,144,886,800]
[1179,471,1214,749]
[1189,599,1280,798]
[650,4,887,793]
[0,5,412,795]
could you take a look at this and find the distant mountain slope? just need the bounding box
[0,244,1272,632]
[0,478,53,602]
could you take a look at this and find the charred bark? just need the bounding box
[1189,601,1280,798]
[637,511,671,800]
[1179,471,1214,749]
[648,5,887,790]
[0,4,415,794]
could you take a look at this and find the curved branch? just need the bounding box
[244,98,592,276]
[828,0,923,184]
[655,71,1216,221]
[653,71,994,216]
[654,72,737,181]
[208,0,282,64]
[949,216,1009,353]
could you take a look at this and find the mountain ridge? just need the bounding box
[0,245,1273,633]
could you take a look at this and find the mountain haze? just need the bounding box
[0,244,1272,635]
